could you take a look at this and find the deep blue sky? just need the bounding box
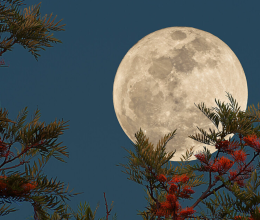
[1,0,260,219]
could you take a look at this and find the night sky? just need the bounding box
[1,0,260,219]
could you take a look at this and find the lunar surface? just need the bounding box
[113,27,248,161]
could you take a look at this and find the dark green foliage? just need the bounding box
[0,106,77,218]
[0,106,117,219]
[117,91,260,219]
[0,0,66,61]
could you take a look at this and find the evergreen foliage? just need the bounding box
[0,0,66,60]
[0,1,118,219]
[117,92,260,219]
[0,106,117,219]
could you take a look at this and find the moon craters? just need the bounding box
[113,27,248,161]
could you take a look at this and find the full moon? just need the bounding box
[113,27,248,161]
